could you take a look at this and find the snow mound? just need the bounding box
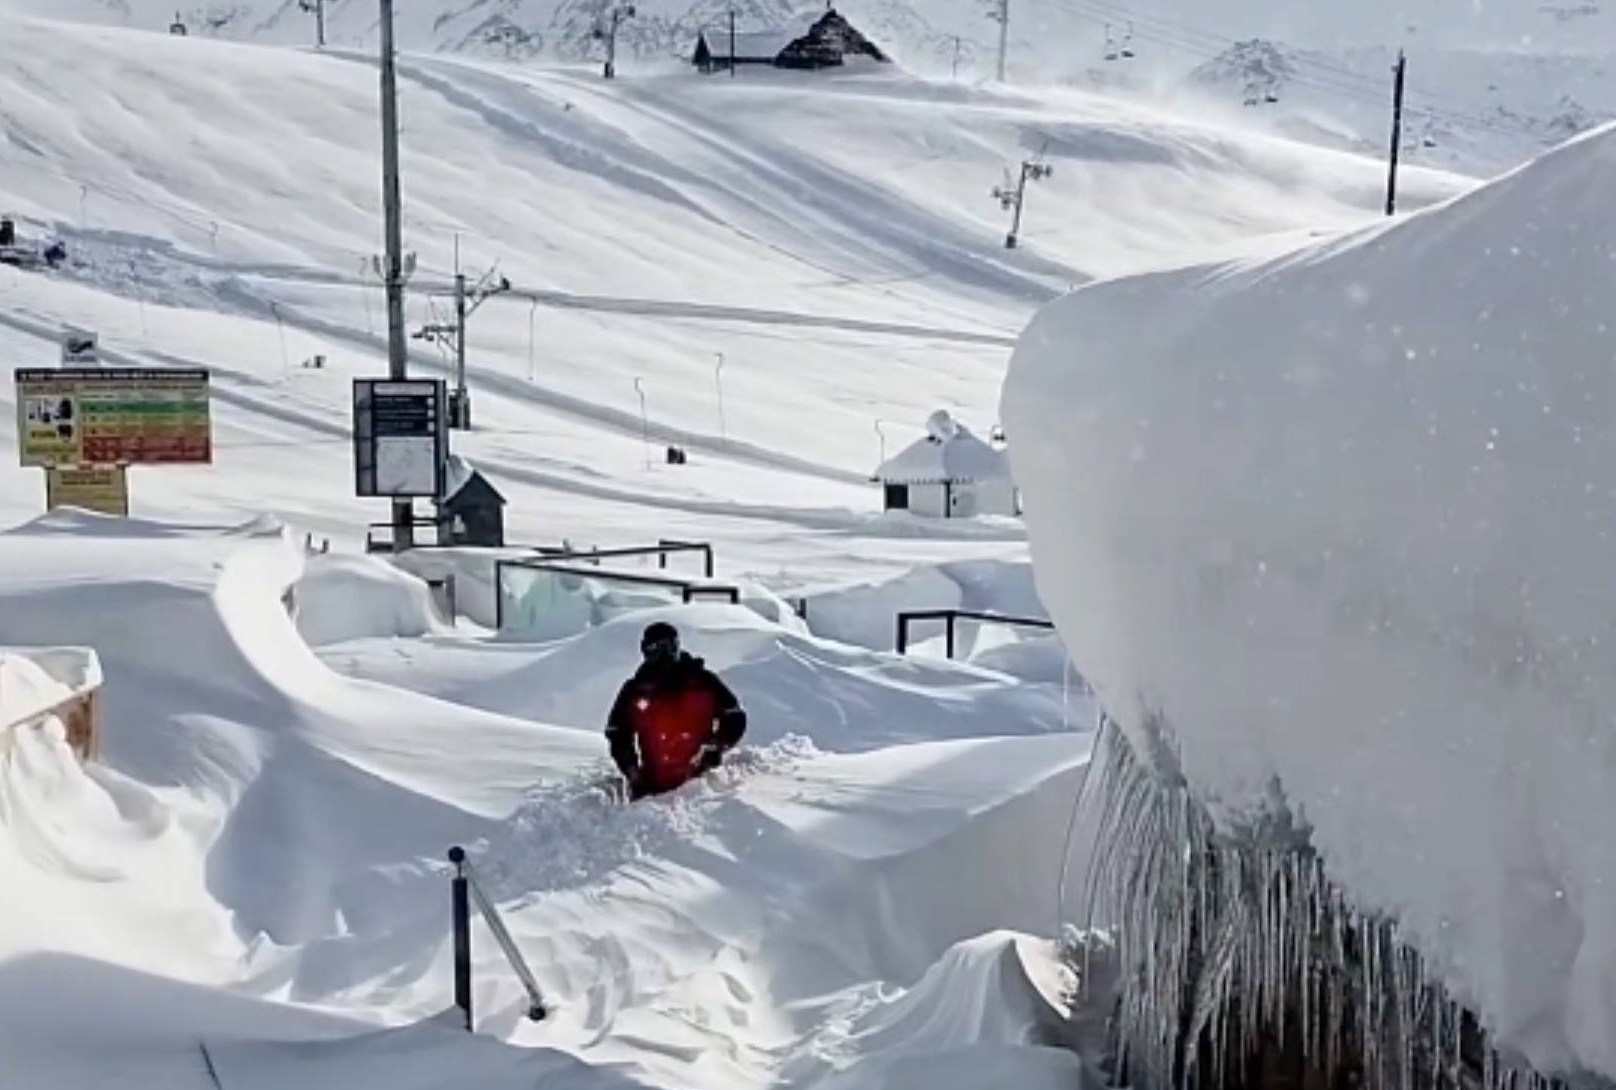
[1002,123,1616,1079]
[294,553,449,647]
[317,602,1090,753]
[784,932,1093,1090]
[0,651,73,726]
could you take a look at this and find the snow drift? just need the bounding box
[1001,123,1616,1079]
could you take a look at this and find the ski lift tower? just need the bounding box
[595,4,637,79]
[992,155,1054,250]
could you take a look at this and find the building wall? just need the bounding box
[955,480,1019,518]
[883,480,1019,518]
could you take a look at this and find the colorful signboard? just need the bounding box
[14,367,211,467]
[45,465,129,517]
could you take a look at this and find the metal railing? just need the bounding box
[529,540,715,579]
[494,558,740,630]
[448,846,547,1030]
[895,608,1056,658]
[364,517,444,553]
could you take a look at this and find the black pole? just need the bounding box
[1385,49,1406,217]
[897,615,909,655]
[945,615,956,660]
[448,846,473,1032]
[729,9,736,77]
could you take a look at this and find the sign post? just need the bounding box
[353,378,447,545]
[45,466,129,516]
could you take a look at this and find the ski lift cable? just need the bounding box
[1051,0,1545,136]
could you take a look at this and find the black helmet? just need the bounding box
[640,621,680,661]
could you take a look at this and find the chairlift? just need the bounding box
[1102,24,1118,61]
[1119,22,1135,59]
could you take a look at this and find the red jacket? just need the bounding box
[606,654,746,796]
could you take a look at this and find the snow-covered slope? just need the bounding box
[0,14,1469,571]
[9,0,1609,177]
[1002,122,1616,1080]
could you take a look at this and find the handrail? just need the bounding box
[493,558,740,628]
[895,608,1056,657]
[447,846,547,1029]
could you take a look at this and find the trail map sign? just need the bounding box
[45,465,129,516]
[352,377,447,498]
[14,367,212,467]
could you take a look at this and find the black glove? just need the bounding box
[693,743,723,772]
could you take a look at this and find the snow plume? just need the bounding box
[1069,715,1569,1090]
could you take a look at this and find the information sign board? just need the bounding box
[352,378,447,498]
[14,367,211,467]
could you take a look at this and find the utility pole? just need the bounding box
[413,240,512,431]
[729,8,737,77]
[986,0,1009,82]
[299,0,325,48]
[1386,49,1407,217]
[596,4,636,80]
[992,156,1053,249]
[950,36,963,80]
[378,0,415,550]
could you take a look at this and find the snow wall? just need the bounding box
[1000,123,1616,1080]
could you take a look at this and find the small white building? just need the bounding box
[873,410,1020,519]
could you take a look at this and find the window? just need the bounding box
[883,483,909,510]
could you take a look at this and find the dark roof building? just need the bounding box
[692,8,889,72]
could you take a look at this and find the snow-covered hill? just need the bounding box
[10,0,1612,176]
[1004,119,1616,1082]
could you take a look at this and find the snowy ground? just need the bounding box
[0,10,1573,1090]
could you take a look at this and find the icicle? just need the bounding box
[1069,713,1565,1090]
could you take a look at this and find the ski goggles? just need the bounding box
[641,634,679,659]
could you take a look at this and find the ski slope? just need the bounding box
[1005,121,1616,1082]
[0,15,1472,568]
[0,9,1567,1090]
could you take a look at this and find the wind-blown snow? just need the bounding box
[1002,122,1616,1080]
[0,509,1096,1090]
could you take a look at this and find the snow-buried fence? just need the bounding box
[1066,716,1573,1090]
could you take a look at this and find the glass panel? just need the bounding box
[498,564,682,638]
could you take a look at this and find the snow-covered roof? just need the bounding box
[874,410,1010,485]
[700,27,799,59]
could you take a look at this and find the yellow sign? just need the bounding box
[45,466,129,517]
[14,367,211,468]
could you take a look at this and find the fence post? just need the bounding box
[897,614,909,654]
[946,615,956,659]
[449,846,473,1032]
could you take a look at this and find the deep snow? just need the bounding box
[0,510,1096,1090]
[1003,121,1616,1081]
[0,7,1599,1089]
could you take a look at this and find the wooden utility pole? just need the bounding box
[1386,49,1406,216]
[729,8,737,76]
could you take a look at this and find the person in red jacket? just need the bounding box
[606,622,748,800]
